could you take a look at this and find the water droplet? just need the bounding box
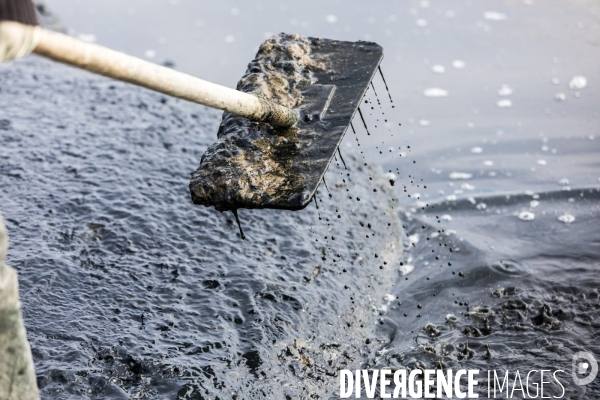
[518,211,535,221]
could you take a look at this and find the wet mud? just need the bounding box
[0,56,403,399]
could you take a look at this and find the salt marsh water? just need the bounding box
[2,0,600,398]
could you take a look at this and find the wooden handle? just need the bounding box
[0,21,299,127]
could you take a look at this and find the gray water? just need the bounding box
[2,0,600,398]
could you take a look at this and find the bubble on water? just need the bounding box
[449,172,473,180]
[551,77,560,85]
[476,203,487,210]
[224,35,235,43]
[471,146,483,153]
[144,49,156,58]
[446,314,459,323]
[461,183,475,190]
[496,99,512,108]
[424,88,449,97]
[483,160,494,166]
[530,200,539,208]
[537,159,547,166]
[558,214,575,224]
[452,60,466,69]
[568,76,587,90]
[518,211,535,221]
[558,178,569,186]
[484,11,507,21]
[498,85,513,96]
[419,119,431,126]
[554,92,566,101]
[399,264,415,275]
[325,15,337,23]
[416,19,428,27]
[441,215,452,221]
[431,65,446,74]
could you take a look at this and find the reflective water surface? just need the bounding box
[1,0,599,398]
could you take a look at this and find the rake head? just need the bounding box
[190,33,383,212]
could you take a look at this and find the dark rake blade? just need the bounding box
[189,35,383,211]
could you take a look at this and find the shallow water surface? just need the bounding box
[2,0,600,398]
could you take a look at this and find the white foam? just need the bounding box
[399,264,415,275]
[569,76,587,90]
[498,85,513,96]
[484,11,507,21]
[449,172,473,180]
[518,211,535,221]
[558,214,575,224]
[325,15,337,23]
[452,60,466,69]
[424,88,449,97]
[471,146,483,154]
[431,65,446,74]
[496,99,512,108]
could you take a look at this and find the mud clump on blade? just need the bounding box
[190,33,322,211]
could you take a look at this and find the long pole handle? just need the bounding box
[0,21,299,127]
